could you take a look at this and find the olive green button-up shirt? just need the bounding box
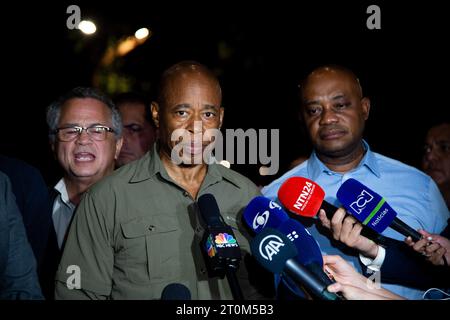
[55,146,267,300]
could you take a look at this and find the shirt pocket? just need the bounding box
[121,215,180,285]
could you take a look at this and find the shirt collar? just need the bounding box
[54,178,75,208]
[129,143,242,189]
[307,139,381,179]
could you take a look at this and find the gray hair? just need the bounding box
[46,87,122,142]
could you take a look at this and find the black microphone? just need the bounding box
[197,193,244,300]
[250,227,343,300]
[161,283,191,300]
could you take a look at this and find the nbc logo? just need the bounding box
[215,233,237,244]
[206,236,217,257]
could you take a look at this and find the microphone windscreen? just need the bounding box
[243,196,289,233]
[161,283,191,300]
[198,193,222,227]
[250,228,297,274]
[278,177,325,218]
[276,218,323,267]
[337,178,397,233]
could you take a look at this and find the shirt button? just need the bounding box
[183,191,189,197]
[200,268,206,274]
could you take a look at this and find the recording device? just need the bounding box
[244,197,331,283]
[160,283,191,300]
[243,196,289,233]
[278,176,390,243]
[197,193,244,300]
[337,178,422,241]
[250,228,342,300]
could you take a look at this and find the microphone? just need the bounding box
[278,176,386,243]
[161,283,191,300]
[336,178,422,242]
[243,197,333,288]
[278,176,338,220]
[250,228,342,300]
[197,193,244,300]
[243,196,289,233]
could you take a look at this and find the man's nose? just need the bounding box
[186,114,203,134]
[319,107,338,125]
[75,129,92,144]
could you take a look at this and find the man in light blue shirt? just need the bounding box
[262,65,449,299]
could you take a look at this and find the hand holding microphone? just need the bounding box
[277,176,388,244]
[318,207,380,259]
[405,230,450,266]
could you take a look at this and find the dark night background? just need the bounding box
[1,1,448,187]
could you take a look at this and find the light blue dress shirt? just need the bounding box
[262,140,449,299]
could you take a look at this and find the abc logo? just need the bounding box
[350,189,374,214]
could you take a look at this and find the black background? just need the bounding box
[1,1,448,186]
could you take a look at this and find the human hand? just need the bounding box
[323,255,405,300]
[322,255,368,290]
[405,230,450,266]
[318,208,379,259]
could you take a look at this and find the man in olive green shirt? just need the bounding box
[55,61,271,299]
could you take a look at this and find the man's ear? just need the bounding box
[219,106,224,129]
[151,102,160,128]
[114,137,123,160]
[361,97,371,120]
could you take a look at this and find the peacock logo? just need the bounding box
[206,236,217,257]
[214,233,237,245]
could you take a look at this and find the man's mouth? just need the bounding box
[320,129,346,140]
[74,152,96,162]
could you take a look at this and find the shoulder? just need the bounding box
[88,158,145,197]
[261,160,309,199]
[0,155,45,184]
[374,152,431,183]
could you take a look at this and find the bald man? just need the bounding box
[54,61,270,300]
[262,65,449,299]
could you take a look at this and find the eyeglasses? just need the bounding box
[52,125,115,142]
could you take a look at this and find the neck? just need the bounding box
[317,142,366,173]
[63,177,95,205]
[160,150,207,199]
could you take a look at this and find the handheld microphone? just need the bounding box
[337,178,422,242]
[278,177,338,220]
[161,283,191,300]
[243,196,289,234]
[243,197,333,290]
[250,228,342,300]
[278,176,386,243]
[197,193,244,300]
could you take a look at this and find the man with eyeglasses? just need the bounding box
[114,92,157,168]
[54,62,271,300]
[40,87,123,299]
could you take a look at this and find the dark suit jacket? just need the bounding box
[367,219,450,290]
[0,155,52,268]
[0,171,43,299]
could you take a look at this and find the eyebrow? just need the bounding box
[58,122,106,128]
[304,94,348,106]
[172,104,220,110]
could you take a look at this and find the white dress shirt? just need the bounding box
[52,178,76,249]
